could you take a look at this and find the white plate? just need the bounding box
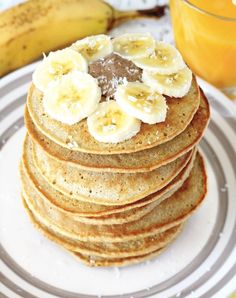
[0,62,236,298]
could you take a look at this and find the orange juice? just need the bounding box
[169,0,236,88]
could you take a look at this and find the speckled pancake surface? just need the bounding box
[28,136,193,205]
[71,247,167,267]
[24,89,209,173]
[23,197,182,259]
[26,77,200,154]
[20,163,178,225]
[21,152,207,242]
[22,201,176,266]
[21,140,195,219]
[20,152,195,225]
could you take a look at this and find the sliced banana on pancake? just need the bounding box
[87,100,141,143]
[142,67,192,98]
[32,48,88,93]
[112,33,155,59]
[133,41,186,74]
[71,34,113,62]
[115,82,167,124]
[43,71,101,125]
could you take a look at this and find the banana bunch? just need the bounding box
[0,0,164,77]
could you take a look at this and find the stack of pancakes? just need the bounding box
[20,77,210,267]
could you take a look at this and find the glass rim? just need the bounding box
[183,0,236,22]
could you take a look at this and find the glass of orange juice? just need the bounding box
[169,0,236,90]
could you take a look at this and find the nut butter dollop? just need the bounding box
[89,53,142,98]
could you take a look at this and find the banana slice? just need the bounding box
[43,71,101,125]
[142,67,192,98]
[112,33,155,59]
[115,82,167,124]
[33,48,88,93]
[133,41,186,74]
[71,34,113,62]
[87,100,141,143]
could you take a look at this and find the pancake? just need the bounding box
[72,247,167,267]
[29,137,193,206]
[26,76,200,154]
[20,161,177,225]
[21,152,207,242]
[23,196,182,259]
[24,89,209,173]
[21,143,195,220]
[20,152,195,225]
[23,201,173,266]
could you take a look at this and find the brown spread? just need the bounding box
[89,53,142,98]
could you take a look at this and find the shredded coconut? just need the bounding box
[144,107,152,113]
[113,267,121,278]
[103,124,116,132]
[89,256,96,265]
[66,137,79,149]
[128,95,137,102]
[165,77,173,84]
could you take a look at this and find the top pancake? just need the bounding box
[25,89,209,173]
[26,77,200,154]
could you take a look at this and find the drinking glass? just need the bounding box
[169,0,236,91]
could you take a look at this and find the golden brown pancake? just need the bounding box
[29,136,193,205]
[20,151,195,225]
[24,89,209,173]
[23,201,174,266]
[21,152,207,243]
[71,247,167,267]
[23,196,182,259]
[21,142,195,220]
[26,77,200,154]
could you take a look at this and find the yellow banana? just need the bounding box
[0,0,165,77]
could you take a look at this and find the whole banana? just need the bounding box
[0,0,165,77]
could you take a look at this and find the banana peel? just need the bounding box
[0,0,166,77]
